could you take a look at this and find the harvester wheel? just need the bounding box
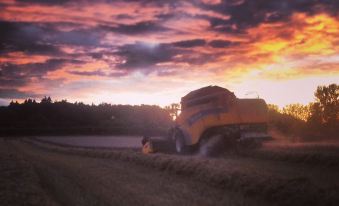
[236,138,262,152]
[175,136,183,153]
[174,131,189,154]
[199,135,224,157]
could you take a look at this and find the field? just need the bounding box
[36,136,144,148]
[1,136,339,206]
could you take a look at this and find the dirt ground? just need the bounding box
[1,138,339,206]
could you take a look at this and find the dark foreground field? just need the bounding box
[1,138,339,206]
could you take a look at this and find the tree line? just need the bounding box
[0,98,173,136]
[268,84,338,140]
[0,84,337,140]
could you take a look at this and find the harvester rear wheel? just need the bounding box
[199,135,224,157]
[199,127,239,157]
[236,138,262,152]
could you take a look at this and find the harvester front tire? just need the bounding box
[175,134,189,155]
[175,135,184,154]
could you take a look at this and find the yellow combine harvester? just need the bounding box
[170,86,270,155]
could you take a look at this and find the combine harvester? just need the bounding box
[149,86,271,156]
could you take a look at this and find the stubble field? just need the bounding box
[1,136,339,206]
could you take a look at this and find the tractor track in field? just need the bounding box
[2,138,339,206]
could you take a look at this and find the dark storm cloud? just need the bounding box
[19,0,182,7]
[115,40,221,71]
[89,52,104,59]
[49,28,102,46]
[101,21,169,35]
[68,70,106,76]
[16,0,71,5]
[0,88,38,99]
[124,0,181,7]
[172,39,206,48]
[201,0,339,33]
[0,78,28,88]
[0,21,62,55]
[0,21,103,56]
[115,42,179,69]
[115,14,134,20]
[155,13,177,21]
[209,40,240,48]
[202,1,291,33]
[0,2,7,7]
[0,59,82,87]
[2,59,71,77]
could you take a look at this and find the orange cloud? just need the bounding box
[1,1,338,107]
[0,52,50,65]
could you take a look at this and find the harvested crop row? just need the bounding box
[22,138,339,206]
[0,139,58,206]
[239,143,339,168]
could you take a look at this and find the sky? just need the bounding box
[0,0,338,108]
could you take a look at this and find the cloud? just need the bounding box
[0,21,103,56]
[68,70,106,76]
[209,40,240,48]
[173,39,206,48]
[48,28,102,46]
[102,21,169,35]
[89,52,104,60]
[115,42,179,70]
[0,88,38,99]
[127,0,182,7]
[0,58,82,87]
[116,14,134,20]
[0,21,61,55]
[2,59,75,77]
[16,0,71,5]
[68,68,129,77]
[115,40,220,71]
[0,0,337,106]
[0,78,28,88]
[202,0,339,33]
[0,98,10,106]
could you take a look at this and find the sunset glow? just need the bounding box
[0,0,338,107]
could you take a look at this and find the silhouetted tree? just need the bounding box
[165,103,181,119]
[267,104,280,112]
[0,99,173,136]
[41,96,52,104]
[9,100,19,107]
[282,103,311,122]
[313,84,338,126]
[24,99,35,104]
[308,102,323,125]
